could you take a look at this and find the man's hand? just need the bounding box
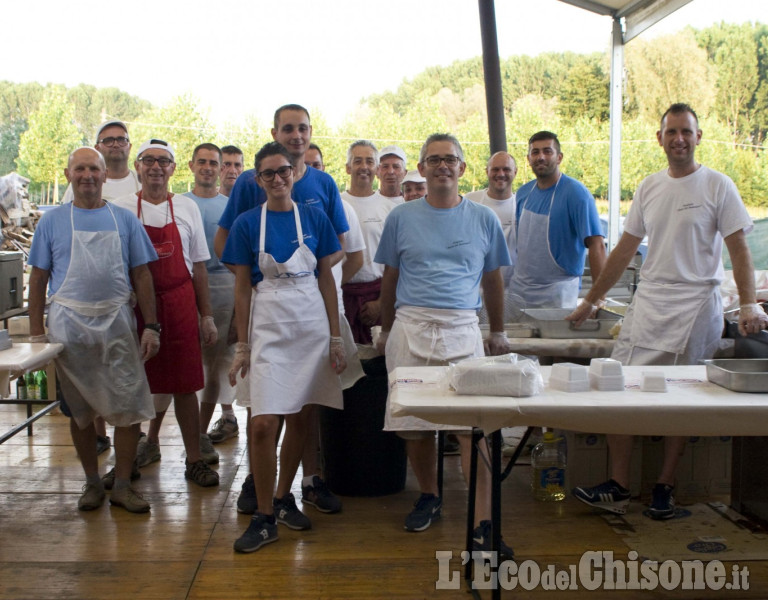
[565,299,604,328]
[228,342,250,386]
[201,315,218,346]
[375,330,389,356]
[486,331,512,356]
[359,300,381,326]
[330,336,347,374]
[739,303,768,337]
[140,329,160,362]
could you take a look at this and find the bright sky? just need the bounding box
[4,0,765,128]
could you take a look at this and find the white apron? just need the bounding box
[245,203,343,416]
[612,281,722,364]
[200,269,236,404]
[48,203,153,428]
[507,177,579,315]
[384,306,483,431]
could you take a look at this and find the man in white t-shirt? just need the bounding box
[377,145,408,205]
[62,120,140,203]
[341,141,398,344]
[113,139,220,488]
[465,152,518,288]
[569,103,768,520]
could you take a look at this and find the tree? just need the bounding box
[16,89,81,201]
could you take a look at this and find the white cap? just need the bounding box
[401,170,425,184]
[137,139,175,161]
[378,145,407,164]
[96,120,128,140]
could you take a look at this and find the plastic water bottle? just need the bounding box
[531,431,567,501]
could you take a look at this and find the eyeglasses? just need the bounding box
[98,136,130,147]
[258,165,293,181]
[423,155,460,167]
[138,156,174,167]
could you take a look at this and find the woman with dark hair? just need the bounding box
[223,142,346,553]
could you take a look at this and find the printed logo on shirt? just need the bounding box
[677,202,702,212]
[447,240,471,249]
[304,197,320,206]
[273,271,312,279]
[362,216,384,224]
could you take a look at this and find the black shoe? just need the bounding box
[273,492,312,530]
[404,493,442,532]
[301,476,342,514]
[101,461,141,491]
[96,435,111,456]
[472,519,514,561]
[233,513,278,553]
[237,473,258,514]
[648,483,675,520]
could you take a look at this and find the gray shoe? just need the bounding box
[185,459,219,487]
[110,485,150,513]
[199,433,220,465]
[208,416,239,443]
[78,482,105,511]
[136,433,161,468]
[101,461,141,491]
[95,435,111,456]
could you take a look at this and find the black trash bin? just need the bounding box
[320,356,407,496]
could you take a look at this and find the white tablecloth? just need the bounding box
[389,365,768,436]
[0,343,64,396]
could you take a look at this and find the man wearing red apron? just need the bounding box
[115,139,219,487]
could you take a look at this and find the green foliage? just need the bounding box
[16,89,81,198]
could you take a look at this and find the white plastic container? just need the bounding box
[641,371,667,392]
[589,358,625,391]
[549,362,589,392]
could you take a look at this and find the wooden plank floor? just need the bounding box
[2,402,768,599]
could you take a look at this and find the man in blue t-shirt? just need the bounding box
[508,131,605,313]
[374,133,514,559]
[28,147,160,514]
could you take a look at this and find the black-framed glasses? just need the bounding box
[138,156,174,167]
[258,165,293,181]
[423,155,460,167]
[98,136,130,147]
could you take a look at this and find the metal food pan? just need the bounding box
[703,359,768,393]
[521,308,622,339]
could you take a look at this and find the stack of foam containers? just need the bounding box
[589,358,624,391]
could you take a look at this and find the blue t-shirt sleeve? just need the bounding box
[219,170,260,230]
[373,208,400,268]
[221,214,255,266]
[568,180,604,244]
[307,206,342,259]
[482,210,512,272]
[28,212,54,271]
[325,183,349,236]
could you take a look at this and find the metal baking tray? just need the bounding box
[520,308,622,339]
[703,359,768,393]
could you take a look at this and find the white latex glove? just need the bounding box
[375,330,389,356]
[330,336,347,374]
[738,303,768,337]
[565,299,604,327]
[29,334,49,343]
[140,329,160,362]
[486,331,512,356]
[201,315,218,346]
[228,342,250,386]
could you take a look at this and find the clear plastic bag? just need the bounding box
[447,353,543,397]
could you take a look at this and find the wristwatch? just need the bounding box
[144,323,162,333]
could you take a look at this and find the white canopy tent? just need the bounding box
[478,0,694,249]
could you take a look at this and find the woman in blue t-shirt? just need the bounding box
[222,142,346,553]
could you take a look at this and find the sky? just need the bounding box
[3,0,765,128]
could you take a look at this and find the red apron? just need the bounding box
[136,192,203,394]
[342,278,382,344]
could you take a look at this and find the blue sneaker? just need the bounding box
[273,492,312,531]
[301,476,342,514]
[237,473,258,514]
[472,519,514,561]
[648,483,675,520]
[572,479,631,514]
[404,493,442,532]
[233,513,278,553]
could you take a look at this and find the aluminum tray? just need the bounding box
[703,359,768,393]
[520,308,622,339]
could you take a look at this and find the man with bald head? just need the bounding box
[28,147,160,513]
[466,152,519,288]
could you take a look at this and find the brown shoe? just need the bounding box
[185,459,219,487]
[78,482,105,511]
[110,485,150,513]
